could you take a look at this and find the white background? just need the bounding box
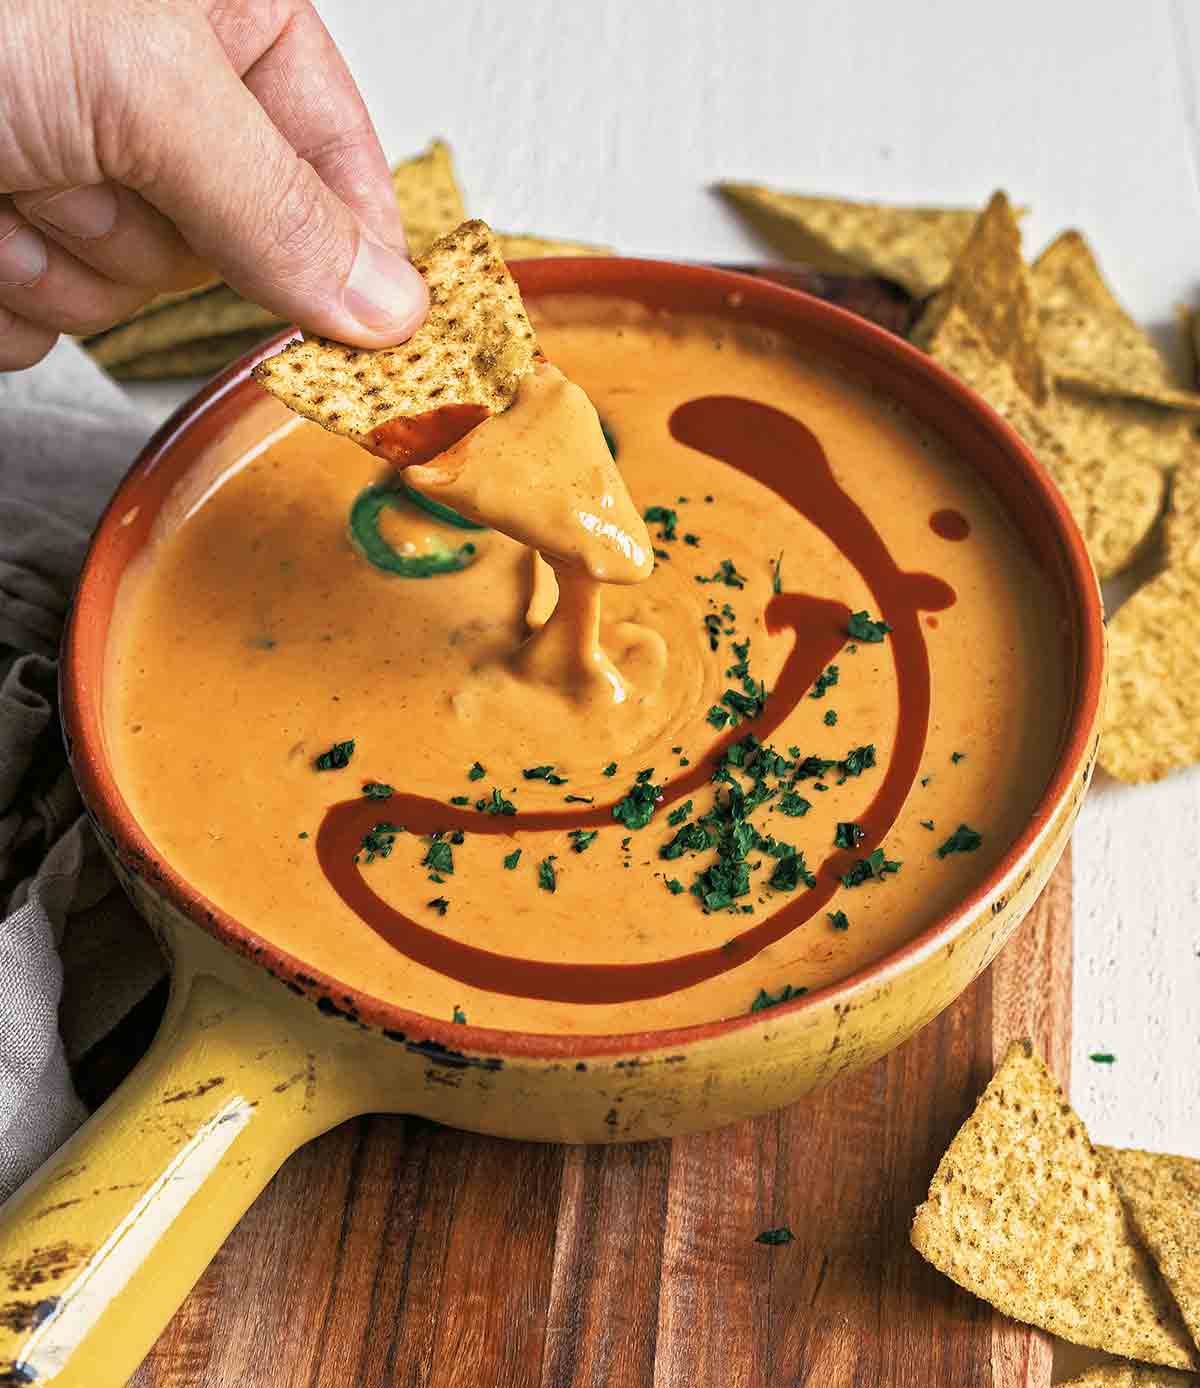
[131,0,1200,1159]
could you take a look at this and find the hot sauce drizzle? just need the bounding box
[316,396,955,1004]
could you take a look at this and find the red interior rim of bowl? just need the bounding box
[61,257,1104,1061]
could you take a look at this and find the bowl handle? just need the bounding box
[0,959,366,1387]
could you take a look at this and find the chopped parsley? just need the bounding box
[422,836,454,875]
[538,856,558,892]
[847,610,892,643]
[840,847,902,887]
[643,505,678,541]
[314,739,354,771]
[772,553,783,594]
[696,558,747,589]
[660,822,712,860]
[612,770,663,830]
[920,819,935,831]
[297,831,308,839]
[467,761,486,781]
[951,751,966,764]
[360,821,402,863]
[665,878,685,895]
[809,664,839,699]
[823,709,838,726]
[834,821,865,849]
[1089,1052,1116,1064]
[750,983,807,1013]
[684,533,700,546]
[564,793,594,804]
[768,850,816,892]
[449,795,470,805]
[936,824,983,857]
[523,765,567,784]
[837,745,876,778]
[452,1005,467,1024]
[568,829,598,853]
[755,1226,795,1246]
[602,761,618,777]
[503,849,522,870]
[827,910,850,931]
[362,781,393,799]
[668,799,694,827]
[480,788,517,816]
[777,791,811,817]
[427,897,449,916]
[707,705,730,729]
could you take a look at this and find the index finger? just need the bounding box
[201,0,407,253]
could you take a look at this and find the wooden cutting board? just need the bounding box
[128,850,1071,1388]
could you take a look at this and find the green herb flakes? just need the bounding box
[612,772,663,830]
[772,553,783,594]
[423,836,454,875]
[665,878,685,895]
[920,819,935,831]
[951,751,966,764]
[538,856,558,892]
[314,739,354,771]
[755,1226,795,1246]
[668,799,694,827]
[827,910,850,931]
[777,792,811,817]
[750,983,806,1013]
[449,795,470,806]
[523,765,567,784]
[834,821,865,849]
[847,610,892,643]
[360,821,401,863]
[809,664,839,699]
[568,829,598,853]
[503,849,522,870]
[428,897,449,916]
[823,709,838,726]
[467,761,486,781]
[1089,1052,1116,1064]
[362,781,393,799]
[696,558,747,589]
[840,847,901,887]
[602,761,618,777]
[482,788,517,816]
[452,1006,467,1024]
[936,824,983,858]
[644,505,678,541]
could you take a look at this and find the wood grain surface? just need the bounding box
[128,850,1072,1388]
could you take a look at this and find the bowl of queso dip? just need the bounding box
[17,258,1101,1385]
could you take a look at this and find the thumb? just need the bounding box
[107,14,426,347]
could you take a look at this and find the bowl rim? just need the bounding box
[61,256,1103,1061]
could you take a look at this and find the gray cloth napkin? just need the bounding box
[0,340,165,1201]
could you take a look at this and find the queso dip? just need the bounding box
[107,297,1068,1034]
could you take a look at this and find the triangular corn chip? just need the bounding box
[496,232,610,259]
[85,286,281,369]
[911,1040,1198,1369]
[111,328,277,380]
[717,184,981,297]
[912,191,1049,405]
[252,220,538,457]
[1032,232,1200,409]
[1104,1148,1200,1351]
[1059,1366,1199,1387]
[1166,458,1200,571]
[1055,390,1200,475]
[1100,566,1200,782]
[391,139,468,257]
[923,308,1162,578]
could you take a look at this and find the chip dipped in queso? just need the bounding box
[106,238,1070,1038]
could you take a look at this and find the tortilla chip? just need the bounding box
[98,277,224,331]
[252,220,538,449]
[391,139,468,258]
[716,184,980,297]
[110,328,278,381]
[912,191,1049,405]
[1056,389,1200,475]
[1100,566,1200,782]
[1103,1148,1200,1352]
[1166,458,1200,570]
[85,286,282,369]
[1059,1366,1200,1387]
[1177,305,1199,391]
[1032,232,1200,410]
[910,1040,1198,1368]
[924,309,1163,578]
[495,232,610,260]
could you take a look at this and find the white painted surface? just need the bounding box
[125,0,1200,1158]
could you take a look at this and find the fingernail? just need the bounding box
[343,235,427,333]
[0,225,48,285]
[35,183,119,240]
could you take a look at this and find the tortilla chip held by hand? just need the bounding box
[252,220,539,466]
[911,1040,1198,1369]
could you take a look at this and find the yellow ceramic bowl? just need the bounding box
[0,260,1103,1388]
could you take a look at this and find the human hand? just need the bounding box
[0,0,428,370]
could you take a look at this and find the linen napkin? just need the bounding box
[0,340,165,1201]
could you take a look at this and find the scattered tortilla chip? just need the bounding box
[911,1040,1198,1369]
[1056,390,1200,476]
[1059,1366,1199,1387]
[495,232,610,260]
[717,184,980,297]
[391,139,468,258]
[110,329,278,381]
[912,191,1049,405]
[99,277,224,330]
[1103,1148,1200,1351]
[1166,458,1200,571]
[924,309,1163,578]
[85,286,282,369]
[1100,566,1200,782]
[1176,305,1199,391]
[253,220,538,454]
[1032,232,1200,410]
